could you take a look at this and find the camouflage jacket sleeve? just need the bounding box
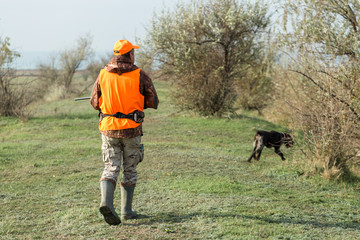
[90,75,101,110]
[140,70,159,109]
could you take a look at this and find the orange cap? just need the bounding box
[113,40,140,55]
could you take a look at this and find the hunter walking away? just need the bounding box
[90,40,159,225]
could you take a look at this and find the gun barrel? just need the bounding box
[74,97,91,101]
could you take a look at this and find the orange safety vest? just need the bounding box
[98,68,144,131]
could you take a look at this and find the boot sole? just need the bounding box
[121,215,137,220]
[100,206,121,225]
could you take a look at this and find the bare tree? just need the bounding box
[59,36,93,91]
[37,34,93,97]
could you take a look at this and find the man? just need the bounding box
[90,40,158,225]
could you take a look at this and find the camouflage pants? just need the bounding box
[100,134,143,186]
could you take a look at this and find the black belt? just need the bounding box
[101,110,145,123]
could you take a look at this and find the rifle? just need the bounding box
[74,97,91,101]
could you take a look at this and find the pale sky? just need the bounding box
[0,0,182,53]
[0,0,272,68]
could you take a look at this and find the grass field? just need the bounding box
[1,81,360,239]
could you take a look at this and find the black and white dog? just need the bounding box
[247,130,294,162]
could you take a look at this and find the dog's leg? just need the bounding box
[247,146,257,162]
[255,148,263,161]
[254,136,264,161]
[274,146,285,160]
[248,134,260,162]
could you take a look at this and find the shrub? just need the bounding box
[277,0,360,180]
[0,37,36,119]
[142,0,274,116]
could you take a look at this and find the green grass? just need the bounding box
[1,81,360,239]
